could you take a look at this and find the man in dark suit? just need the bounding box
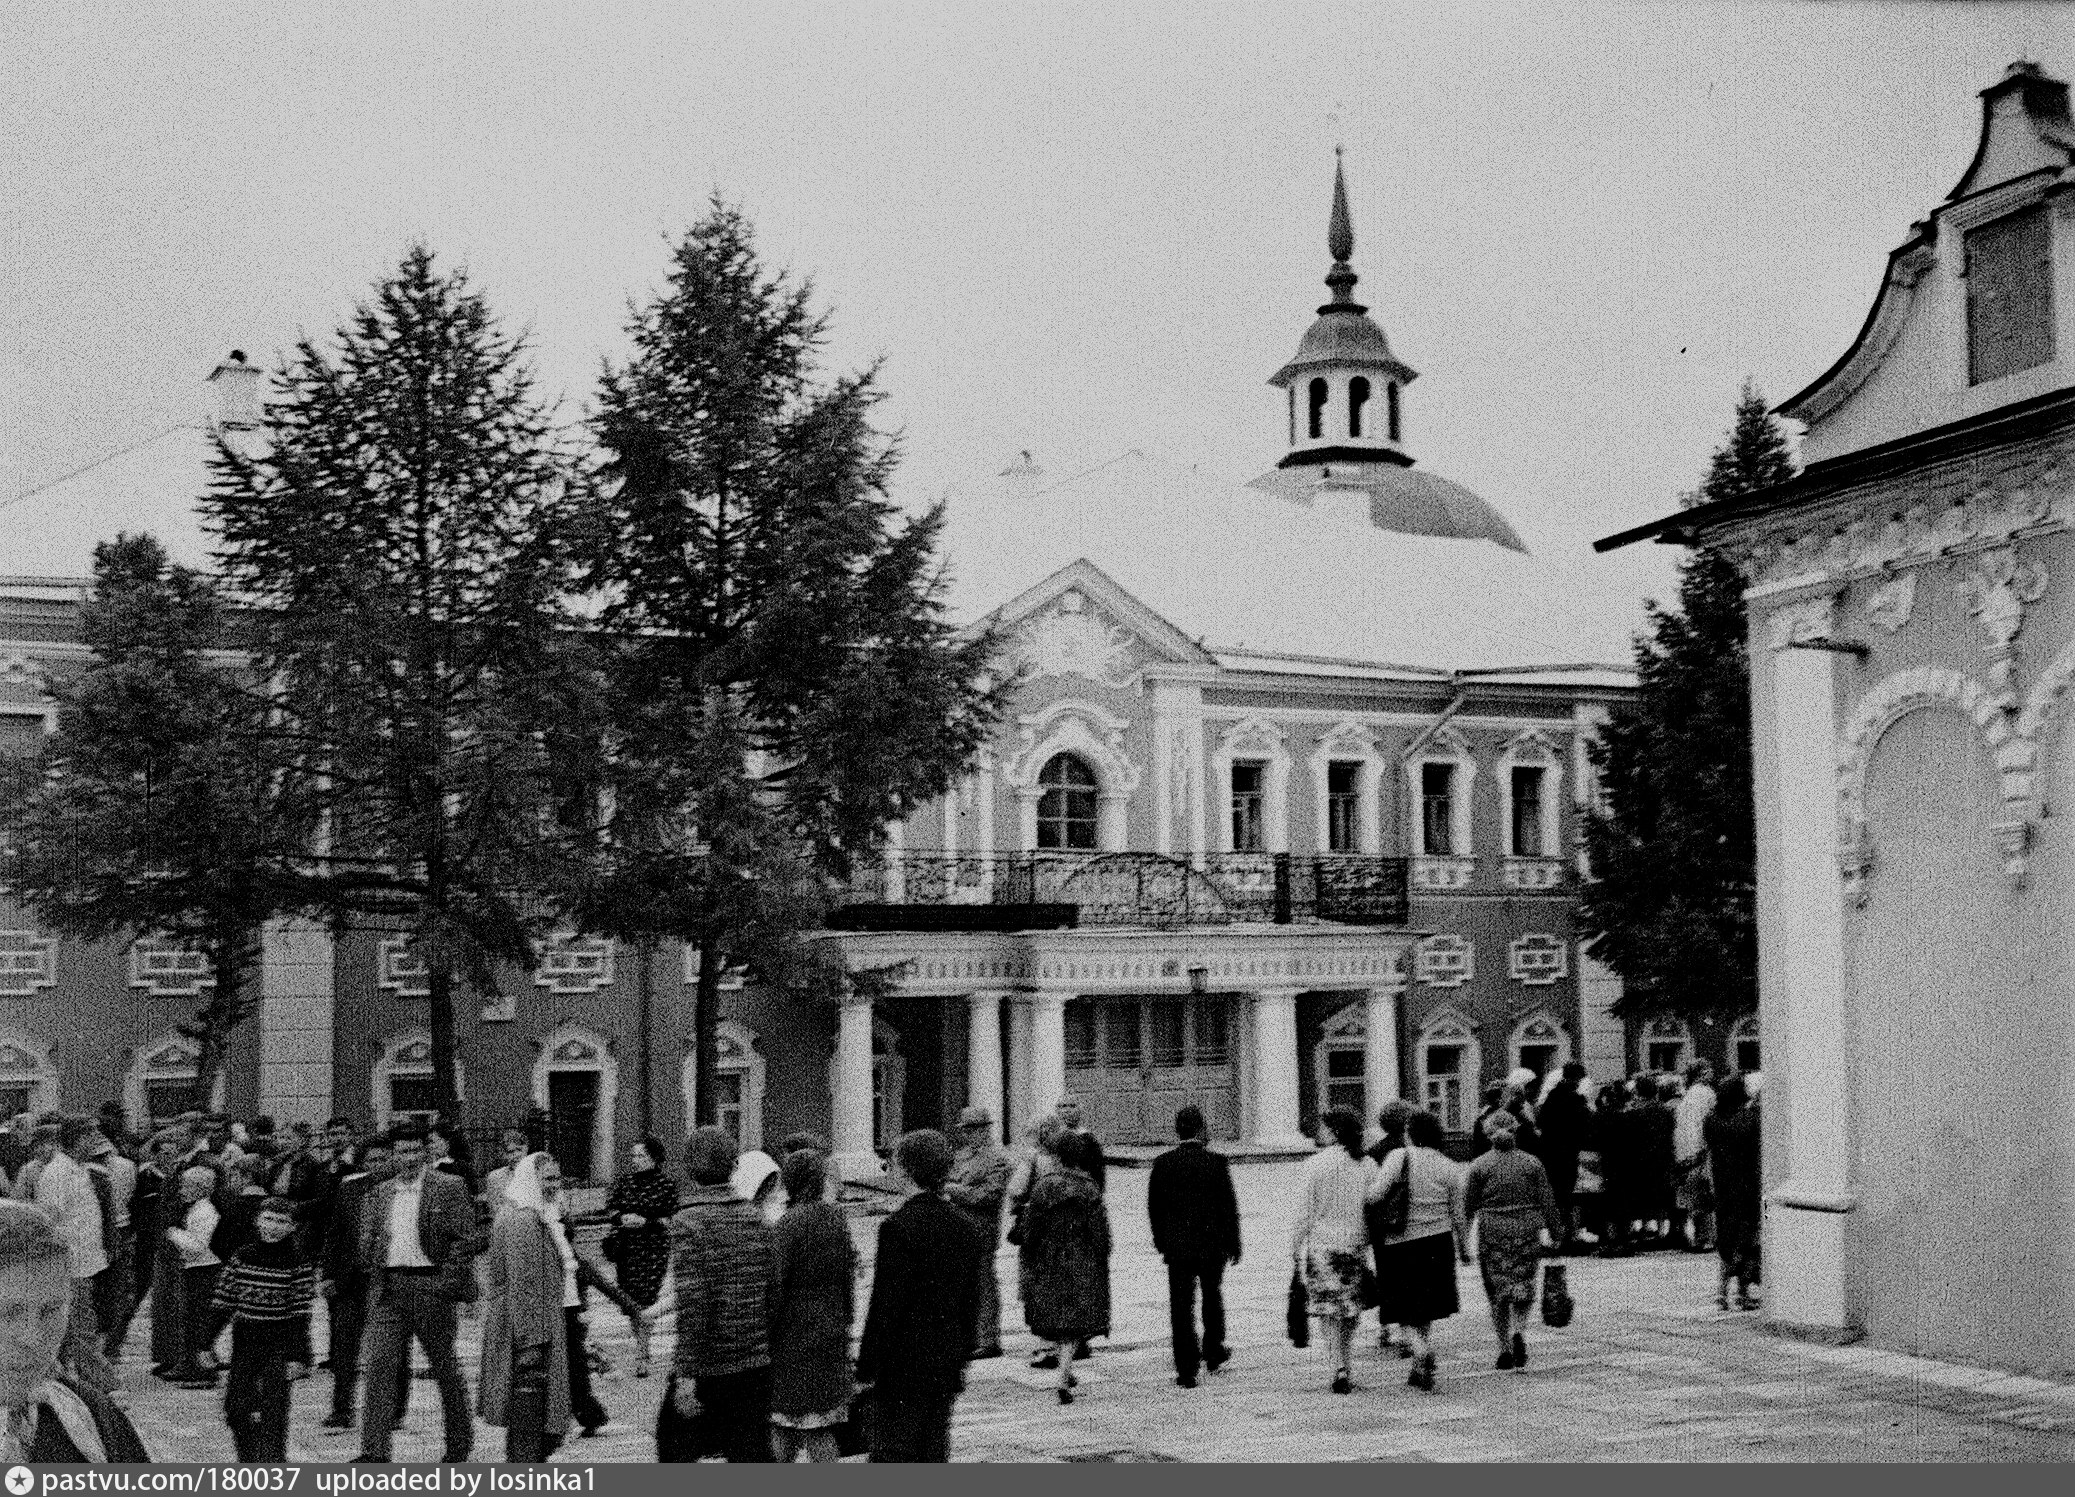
[1147,1104,1241,1387]
[320,1134,391,1431]
[856,1129,982,1464]
[352,1123,483,1463]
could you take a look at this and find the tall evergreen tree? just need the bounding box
[574,200,1000,1127]
[0,534,311,1104]
[202,246,581,1119]
[1580,382,1796,1049]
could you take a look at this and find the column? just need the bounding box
[1246,987,1308,1148]
[1005,996,1037,1140]
[257,917,335,1128]
[832,992,882,1180]
[1363,981,1402,1116]
[967,991,1007,1143]
[1027,992,1068,1124]
[1765,631,1852,1329]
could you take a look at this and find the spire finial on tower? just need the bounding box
[1324,151,1360,307]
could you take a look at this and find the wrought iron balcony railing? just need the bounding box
[830,850,1410,932]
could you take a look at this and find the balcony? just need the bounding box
[830,850,1410,933]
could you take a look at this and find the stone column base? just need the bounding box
[1764,1191,1854,1333]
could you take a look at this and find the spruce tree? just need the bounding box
[1579,382,1796,1054]
[573,200,1000,1128]
[202,246,581,1119]
[0,534,310,1104]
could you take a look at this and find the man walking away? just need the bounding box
[36,1118,119,1394]
[1536,1063,1591,1251]
[943,1106,1009,1360]
[663,1127,775,1463]
[1147,1105,1240,1388]
[320,1134,392,1432]
[353,1122,483,1463]
[857,1130,981,1463]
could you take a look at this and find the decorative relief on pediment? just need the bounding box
[1766,595,1837,651]
[1002,700,1141,799]
[1010,590,1139,689]
[1864,574,1916,634]
[1955,545,2049,698]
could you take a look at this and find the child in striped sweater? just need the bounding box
[199,1197,315,1462]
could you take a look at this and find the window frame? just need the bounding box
[1230,759,1268,853]
[1035,752,1101,851]
[1965,202,2055,387]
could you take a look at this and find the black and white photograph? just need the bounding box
[1,0,2073,1466]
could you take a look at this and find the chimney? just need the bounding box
[1000,449,1043,503]
[206,350,262,432]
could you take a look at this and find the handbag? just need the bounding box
[1375,1148,1414,1240]
[834,1390,872,1459]
[1541,1262,1574,1328]
[1285,1270,1310,1348]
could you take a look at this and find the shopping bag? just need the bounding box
[1286,1270,1310,1348]
[1541,1262,1574,1328]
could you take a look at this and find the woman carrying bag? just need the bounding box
[1364,1108,1467,1392]
[1461,1109,1564,1371]
[1289,1108,1374,1395]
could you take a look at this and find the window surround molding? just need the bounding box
[1212,717,1293,854]
[1408,726,1477,885]
[1640,1014,1694,1073]
[372,1029,466,1127]
[1507,1009,1573,1074]
[1002,699,1140,851]
[1313,999,1369,1120]
[1309,721,1385,855]
[1415,1004,1482,1134]
[1498,729,1565,884]
[0,930,57,999]
[1414,933,1474,989]
[1508,933,1569,987]
[682,1019,766,1150]
[531,1022,619,1179]
[0,1031,58,1116]
[128,937,215,999]
[125,1031,228,1127]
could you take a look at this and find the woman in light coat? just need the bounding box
[479,1152,574,1461]
[1366,1107,1469,1391]
[1291,1107,1375,1395]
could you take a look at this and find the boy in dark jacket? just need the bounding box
[200,1197,316,1462]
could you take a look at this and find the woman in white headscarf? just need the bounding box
[731,1150,786,1225]
[480,1152,574,1461]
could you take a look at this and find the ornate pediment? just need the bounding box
[1009,589,1140,690]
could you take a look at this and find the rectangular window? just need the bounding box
[1105,1002,1143,1070]
[1149,1003,1185,1069]
[1324,1047,1365,1117]
[1736,1037,1761,1073]
[1420,762,1455,856]
[1326,760,1361,853]
[713,1072,745,1144]
[389,1075,438,1119]
[1064,1000,1098,1070]
[1511,765,1546,856]
[1423,1044,1465,1132]
[1967,204,2055,385]
[1230,761,1266,852]
[145,1080,196,1128]
[1646,1040,1686,1074]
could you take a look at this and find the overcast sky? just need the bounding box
[4,2,2069,646]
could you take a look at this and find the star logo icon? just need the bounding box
[6,1464,34,1495]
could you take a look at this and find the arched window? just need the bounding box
[1307,378,1328,440]
[1387,382,1401,442]
[1036,753,1099,850]
[1641,1015,1692,1076]
[1348,376,1371,438]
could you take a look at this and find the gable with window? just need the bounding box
[1966,203,2054,386]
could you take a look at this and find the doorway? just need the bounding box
[1063,996,1236,1145]
[546,1070,601,1183]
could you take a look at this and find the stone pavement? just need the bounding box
[118,1159,2075,1462]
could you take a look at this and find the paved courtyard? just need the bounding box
[122,1160,2075,1463]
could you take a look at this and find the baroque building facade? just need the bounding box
[1,158,1645,1175]
[1605,63,2075,1370]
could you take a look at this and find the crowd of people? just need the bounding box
[0,1059,1761,1465]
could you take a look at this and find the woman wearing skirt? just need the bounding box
[1461,1108,1563,1370]
[1366,1108,1467,1391]
[1290,1108,1374,1394]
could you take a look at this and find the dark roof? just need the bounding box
[1594,384,2075,553]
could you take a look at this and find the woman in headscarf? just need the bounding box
[604,1135,679,1377]
[767,1150,856,1461]
[480,1151,587,1461]
[731,1150,785,1225]
[1461,1108,1562,1371]
[1018,1131,1110,1405]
